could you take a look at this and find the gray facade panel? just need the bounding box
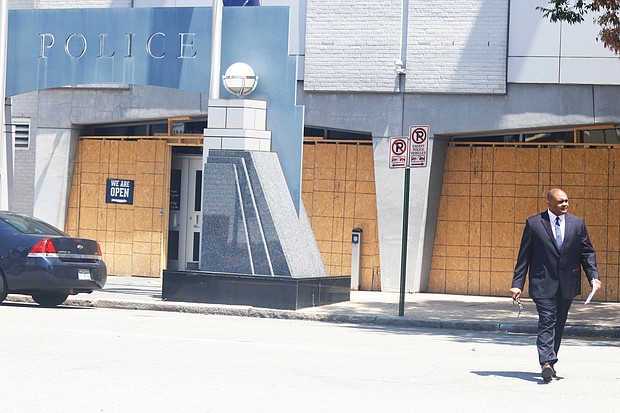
[592,86,620,123]
[301,84,620,139]
[36,86,207,128]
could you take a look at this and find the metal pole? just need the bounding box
[398,167,410,316]
[0,0,10,211]
[209,0,223,100]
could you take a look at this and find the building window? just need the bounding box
[451,130,574,144]
[578,127,620,144]
[84,118,206,137]
[451,134,519,143]
[304,126,372,140]
[12,118,30,150]
[522,131,573,143]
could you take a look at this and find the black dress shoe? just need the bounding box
[551,365,557,378]
[542,363,554,382]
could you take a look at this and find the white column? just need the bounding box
[0,0,11,211]
[209,0,223,100]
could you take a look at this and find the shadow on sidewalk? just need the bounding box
[100,287,162,299]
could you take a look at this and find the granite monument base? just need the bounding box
[162,270,351,310]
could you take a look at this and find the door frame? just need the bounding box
[163,144,204,272]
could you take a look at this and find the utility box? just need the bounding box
[351,227,363,290]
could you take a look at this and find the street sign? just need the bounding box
[409,125,429,168]
[388,126,430,169]
[389,136,408,168]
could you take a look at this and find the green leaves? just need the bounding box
[536,0,589,24]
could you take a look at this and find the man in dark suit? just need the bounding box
[510,188,602,382]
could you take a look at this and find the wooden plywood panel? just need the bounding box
[562,148,585,173]
[312,191,335,217]
[428,268,446,292]
[445,147,471,171]
[493,147,516,171]
[479,270,491,295]
[311,216,333,241]
[314,179,334,192]
[69,138,169,278]
[333,192,345,218]
[430,145,620,302]
[446,196,470,222]
[467,267,480,295]
[489,271,509,295]
[515,148,538,172]
[302,140,380,290]
[586,149,608,175]
[445,270,468,294]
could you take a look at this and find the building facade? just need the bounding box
[4,1,620,301]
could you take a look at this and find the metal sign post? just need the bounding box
[398,167,410,316]
[389,126,429,316]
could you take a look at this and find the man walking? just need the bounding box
[510,188,602,382]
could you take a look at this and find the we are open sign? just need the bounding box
[106,178,134,205]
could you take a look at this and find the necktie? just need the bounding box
[555,217,563,249]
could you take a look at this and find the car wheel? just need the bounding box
[31,292,69,307]
[0,273,7,303]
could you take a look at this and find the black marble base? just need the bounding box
[162,270,351,310]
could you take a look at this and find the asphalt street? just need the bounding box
[1,304,619,413]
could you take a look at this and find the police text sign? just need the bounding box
[409,125,429,168]
[106,178,134,205]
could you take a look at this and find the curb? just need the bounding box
[6,295,619,339]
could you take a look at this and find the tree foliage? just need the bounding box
[538,1,620,55]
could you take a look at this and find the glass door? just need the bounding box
[167,155,203,270]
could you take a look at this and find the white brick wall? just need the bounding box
[305,0,509,94]
[407,0,508,94]
[10,92,38,215]
[305,0,403,92]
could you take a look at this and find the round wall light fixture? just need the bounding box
[222,62,259,98]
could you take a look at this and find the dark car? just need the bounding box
[0,211,106,307]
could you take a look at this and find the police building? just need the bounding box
[3,0,620,303]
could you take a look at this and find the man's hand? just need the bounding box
[591,278,602,291]
[510,287,522,301]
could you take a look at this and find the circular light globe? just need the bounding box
[222,62,259,98]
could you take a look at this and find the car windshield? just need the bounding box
[1,215,65,235]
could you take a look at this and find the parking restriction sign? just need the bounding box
[389,137,408,168]
[409,125,429,168]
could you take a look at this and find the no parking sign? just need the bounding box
[389,137,408,168]
[409,125,429,168]
[388,126,429,168]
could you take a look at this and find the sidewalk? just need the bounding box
[6,275,620,339]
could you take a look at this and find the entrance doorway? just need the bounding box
[167,154,203,271]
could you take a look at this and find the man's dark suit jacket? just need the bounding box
[512,212,600,300]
